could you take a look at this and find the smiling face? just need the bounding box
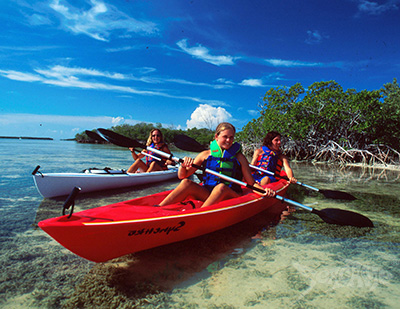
[270,135,281,152]
[151,129,162,144]
[215,128,235,150]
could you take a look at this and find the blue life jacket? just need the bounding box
[203,140,242,192]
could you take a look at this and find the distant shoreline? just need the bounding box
[0,136,54,140]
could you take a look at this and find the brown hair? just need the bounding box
[146,129,164,146]
[262,131,281,147]
[215,122,236,136]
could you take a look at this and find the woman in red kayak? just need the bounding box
[159,122,275,208]
[251,131,297,185]
[128,129,173,173]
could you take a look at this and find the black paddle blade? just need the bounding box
[312,208,373,227]
[319,189,357,201]
[85,130,106,142]
[97,128,146,149]
[173,134,207,152]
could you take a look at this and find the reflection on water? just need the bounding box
[0,140,399,308]
[64,205,286,308]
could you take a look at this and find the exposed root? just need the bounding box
[242,140,400,168]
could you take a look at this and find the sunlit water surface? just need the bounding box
[0,139,399,308]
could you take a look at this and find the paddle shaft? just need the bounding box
[140,151,162,162]
[96,128,372,226]
[148,146,313,212]
[250,164,320,192]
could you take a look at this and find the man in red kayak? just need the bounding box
[159,122,275,208]
[128,128,173,173]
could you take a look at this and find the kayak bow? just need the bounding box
[39,176,290,262]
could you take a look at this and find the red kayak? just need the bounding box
[39,177,290,262]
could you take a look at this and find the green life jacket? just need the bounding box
[203,140,242,192]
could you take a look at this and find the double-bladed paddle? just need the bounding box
[86,130,163,163]
[98,128,373,228]
[173,134,357,201]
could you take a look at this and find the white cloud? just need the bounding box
[264,58,348,69]
[0,46,59,52]
[218,76,280,88]
[49,0,158,41]
[106,45,141,53]
[28,13,52,26]
[111,116,124,125]
[239,79,264,87]
[248,110,259,117]
[35,65,125,80]
[186,104,232,130]
[357,0,399,15]
[215,78,235,86]
[177,39,238,66]
[305,30,329,45]
[0,70,42,82]
[0,113,123,127]
[35,65,227,90]
[0,66,226,106]
[265,59,323,67]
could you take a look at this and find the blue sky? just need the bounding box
[1,0,399,139]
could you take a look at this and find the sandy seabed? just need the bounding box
[3,205,397,309]
[1,153,399,308]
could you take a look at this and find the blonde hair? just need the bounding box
[215,122,236,136]
[146,129,164,146]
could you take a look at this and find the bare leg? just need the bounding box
[260,176,271,186]
[159,179,210,206]
[146,161,164,173]
[127,149,148,173]
[201,183,240,207]
[127,160,148,173]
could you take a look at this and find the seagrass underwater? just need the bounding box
[0,139,399,307]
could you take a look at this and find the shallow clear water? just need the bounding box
[0,139,399,308]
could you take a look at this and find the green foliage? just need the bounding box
[379,78,400,149]
[111,123,155,142]
[76,79,400,159]
[75,123,213,148]
[186,127,214,146]
[75,131,91,143]
[238,79,400,153]
[237,83,305,142]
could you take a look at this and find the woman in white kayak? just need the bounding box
[128,129,173,173]
[251,131,297,185]
[159,122,275,208]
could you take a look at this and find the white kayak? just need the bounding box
[32,165,179,198]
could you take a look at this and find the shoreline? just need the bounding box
[299,160,400,171]
[0,136,53,140]
[342,162,400,171]
[77,139,400,171]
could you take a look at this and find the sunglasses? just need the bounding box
[152,134,161,137]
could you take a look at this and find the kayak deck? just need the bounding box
[32,166,178,198]
[39,177,290,262]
